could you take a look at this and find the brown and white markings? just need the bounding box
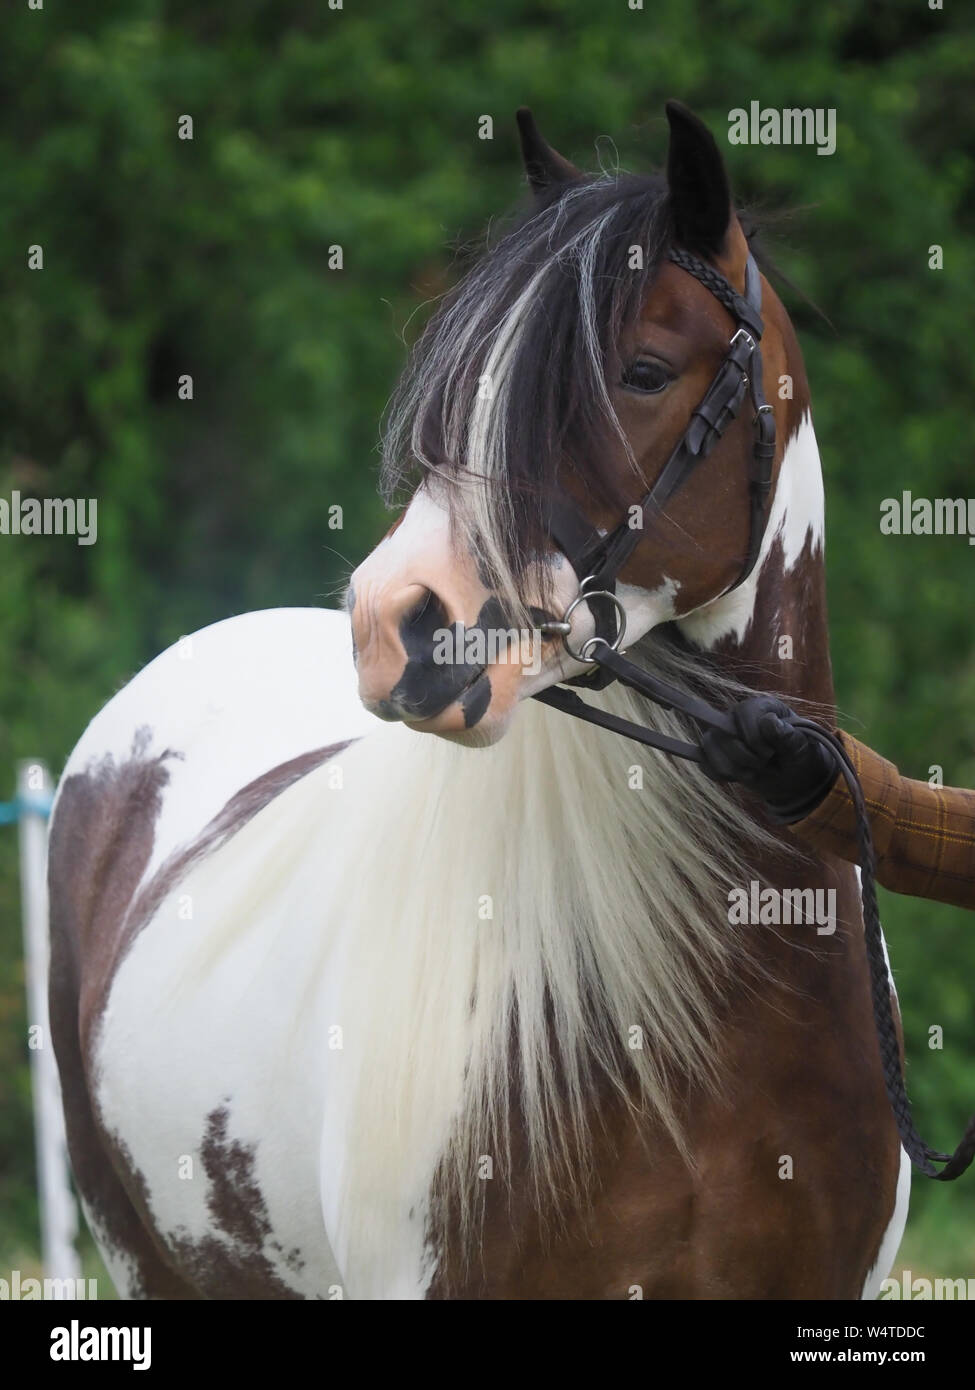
[49,104,908,1299]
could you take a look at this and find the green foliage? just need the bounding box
[2,0,974,1281]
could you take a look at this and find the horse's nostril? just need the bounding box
[398,588,449,645]
[404,591,434,627]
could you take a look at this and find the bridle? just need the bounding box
[538,245,775,687]
[534,245,776,759]
[530,244,975,1181]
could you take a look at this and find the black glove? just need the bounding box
[700,695,839,823]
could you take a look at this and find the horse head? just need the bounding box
[349,101,809,742]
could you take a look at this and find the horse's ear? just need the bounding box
[516,107,581,195]
[664,100,733,258]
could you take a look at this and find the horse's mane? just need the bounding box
[312,626,788,1285]
[381,172,675,626]
[354,171,820,1282]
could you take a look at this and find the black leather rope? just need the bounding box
[540,648,975,1181]
[534,684,703,760]
[791,718,975,1182]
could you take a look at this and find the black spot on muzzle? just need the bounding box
[386,594,516,725]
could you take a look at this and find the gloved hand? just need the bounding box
[700,694,839,823]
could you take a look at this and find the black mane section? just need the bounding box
[381,173,674,600]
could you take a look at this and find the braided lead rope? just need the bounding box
[790,718,975,1181]
[556,640,975,1181]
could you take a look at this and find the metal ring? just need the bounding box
[579,635,613,663]
[562,588,627,664]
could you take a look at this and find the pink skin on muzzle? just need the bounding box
[348,490,583,744]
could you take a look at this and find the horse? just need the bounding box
[47,101,909,1299]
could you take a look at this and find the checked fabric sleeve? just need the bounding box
[790,731,975,911]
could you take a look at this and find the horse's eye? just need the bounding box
[620,358,672,395]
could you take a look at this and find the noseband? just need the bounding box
[530,245,975,1182]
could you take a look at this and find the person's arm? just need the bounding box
[789,731,975,911]
[699,697,975,912]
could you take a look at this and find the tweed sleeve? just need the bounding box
[788,732,975,911]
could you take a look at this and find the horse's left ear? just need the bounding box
[664,100,733,258]
[516,108,581,195]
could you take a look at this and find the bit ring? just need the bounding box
[562,587,627,664]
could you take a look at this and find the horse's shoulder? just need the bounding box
[48,606,377,970]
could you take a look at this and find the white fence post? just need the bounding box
[17,759,80,1283]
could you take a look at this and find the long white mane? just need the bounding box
[154,625,774,1287]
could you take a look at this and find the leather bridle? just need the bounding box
[529,244,975,1182]
[533,245,776,758]
[537,246,775,687]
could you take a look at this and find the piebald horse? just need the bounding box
[48,102,908,1300]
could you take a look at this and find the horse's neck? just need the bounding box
[678,411,833,712]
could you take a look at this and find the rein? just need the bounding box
[533,246,975,1181]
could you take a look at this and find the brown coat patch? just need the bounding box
[49,735,351,1298]
[166,1106,305,1300]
